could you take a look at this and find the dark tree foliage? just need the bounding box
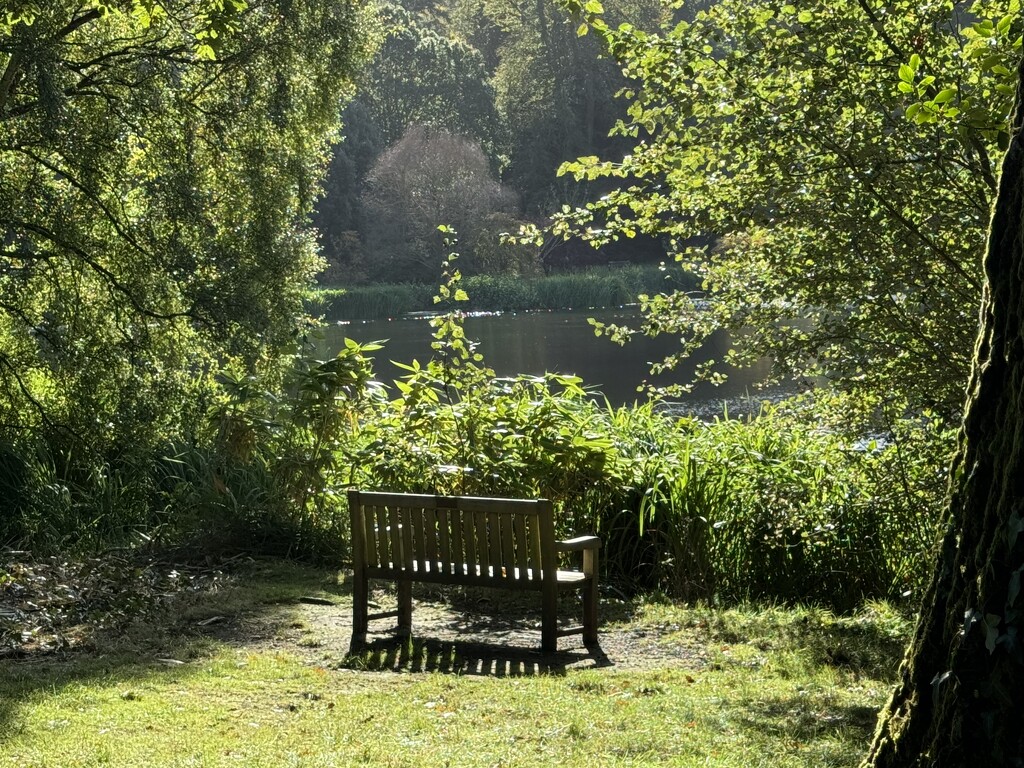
[313,99,383,283]
[358,3,503,155]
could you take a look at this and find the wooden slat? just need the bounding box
[387,504,402,570]
[513,513,529,583]
[499,513,515,579]
[489,512,503,577]
[436,508,451,576]
[361,503,378,568]
[374,504,390,568]
[474,510,491,576]
[356,491,543,516]
[400,505,414,572]
[461,508,476,577]
[363,566,544,591]
[410,505,427,572]
[423,506,439,574]
[448,508,462,576]
[528,514,543,582]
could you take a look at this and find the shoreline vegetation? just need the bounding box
[312,264,698,321]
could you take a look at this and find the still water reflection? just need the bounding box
[320,308,773,408]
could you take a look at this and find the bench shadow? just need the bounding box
[344,634,612,676]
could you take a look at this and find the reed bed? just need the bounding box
[314,265,696,320]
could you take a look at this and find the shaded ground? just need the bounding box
[0,553,707,677]
[264,585,708,675]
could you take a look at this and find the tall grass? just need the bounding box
[343,357,949,611]
[3,262,948,614]
[1,342,947,612]
[313,265,696,320]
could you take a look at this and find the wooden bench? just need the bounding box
[348,490,600,652]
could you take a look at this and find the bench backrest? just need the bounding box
[348,490,558,591]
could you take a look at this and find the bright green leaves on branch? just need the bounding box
[895,3,1020,138]
[550,0,1022,428]
[194,0,248,59]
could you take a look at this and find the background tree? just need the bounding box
[313,99,384,284]
[863,54,1024,768]
[357,2,503,154]
[0,0,366,455]
[312,0,670,285]
[486,0,663,214]
[361,125,523,282]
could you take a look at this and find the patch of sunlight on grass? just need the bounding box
[0,561,906,767]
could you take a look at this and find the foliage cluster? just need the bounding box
[0,2,368,469]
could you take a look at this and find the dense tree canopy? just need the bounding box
[358,2,502,154]
[0,0,367,453]
[552,0,1022,424]
[486,0,663,213]
[313,0,671,283]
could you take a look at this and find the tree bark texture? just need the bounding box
[863,57,1024,768]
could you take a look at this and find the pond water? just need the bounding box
[319,308,778,410]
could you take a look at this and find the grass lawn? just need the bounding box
[0,560,909,767]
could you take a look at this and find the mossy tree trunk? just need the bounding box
[863,57,1024,768]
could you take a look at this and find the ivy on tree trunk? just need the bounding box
[863,55,1024,768]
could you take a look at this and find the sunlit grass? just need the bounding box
[0,562,906,768]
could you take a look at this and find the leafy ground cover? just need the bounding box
[0,557,909,767]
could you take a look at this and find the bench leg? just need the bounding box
[397,580,412,637]
[351,568,368,648]
[542,582,558,653]
[583,548,599,644]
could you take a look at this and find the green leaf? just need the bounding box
[898,63,914,83]
[932,88,956,104]
[584,0,604,13]
[797,10,812,23]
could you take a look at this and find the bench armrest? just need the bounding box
[557,535,601,552]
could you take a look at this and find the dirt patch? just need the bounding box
[1,554,707,677]
[223,583,709,677]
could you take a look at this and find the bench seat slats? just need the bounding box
[364,562,587,585]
